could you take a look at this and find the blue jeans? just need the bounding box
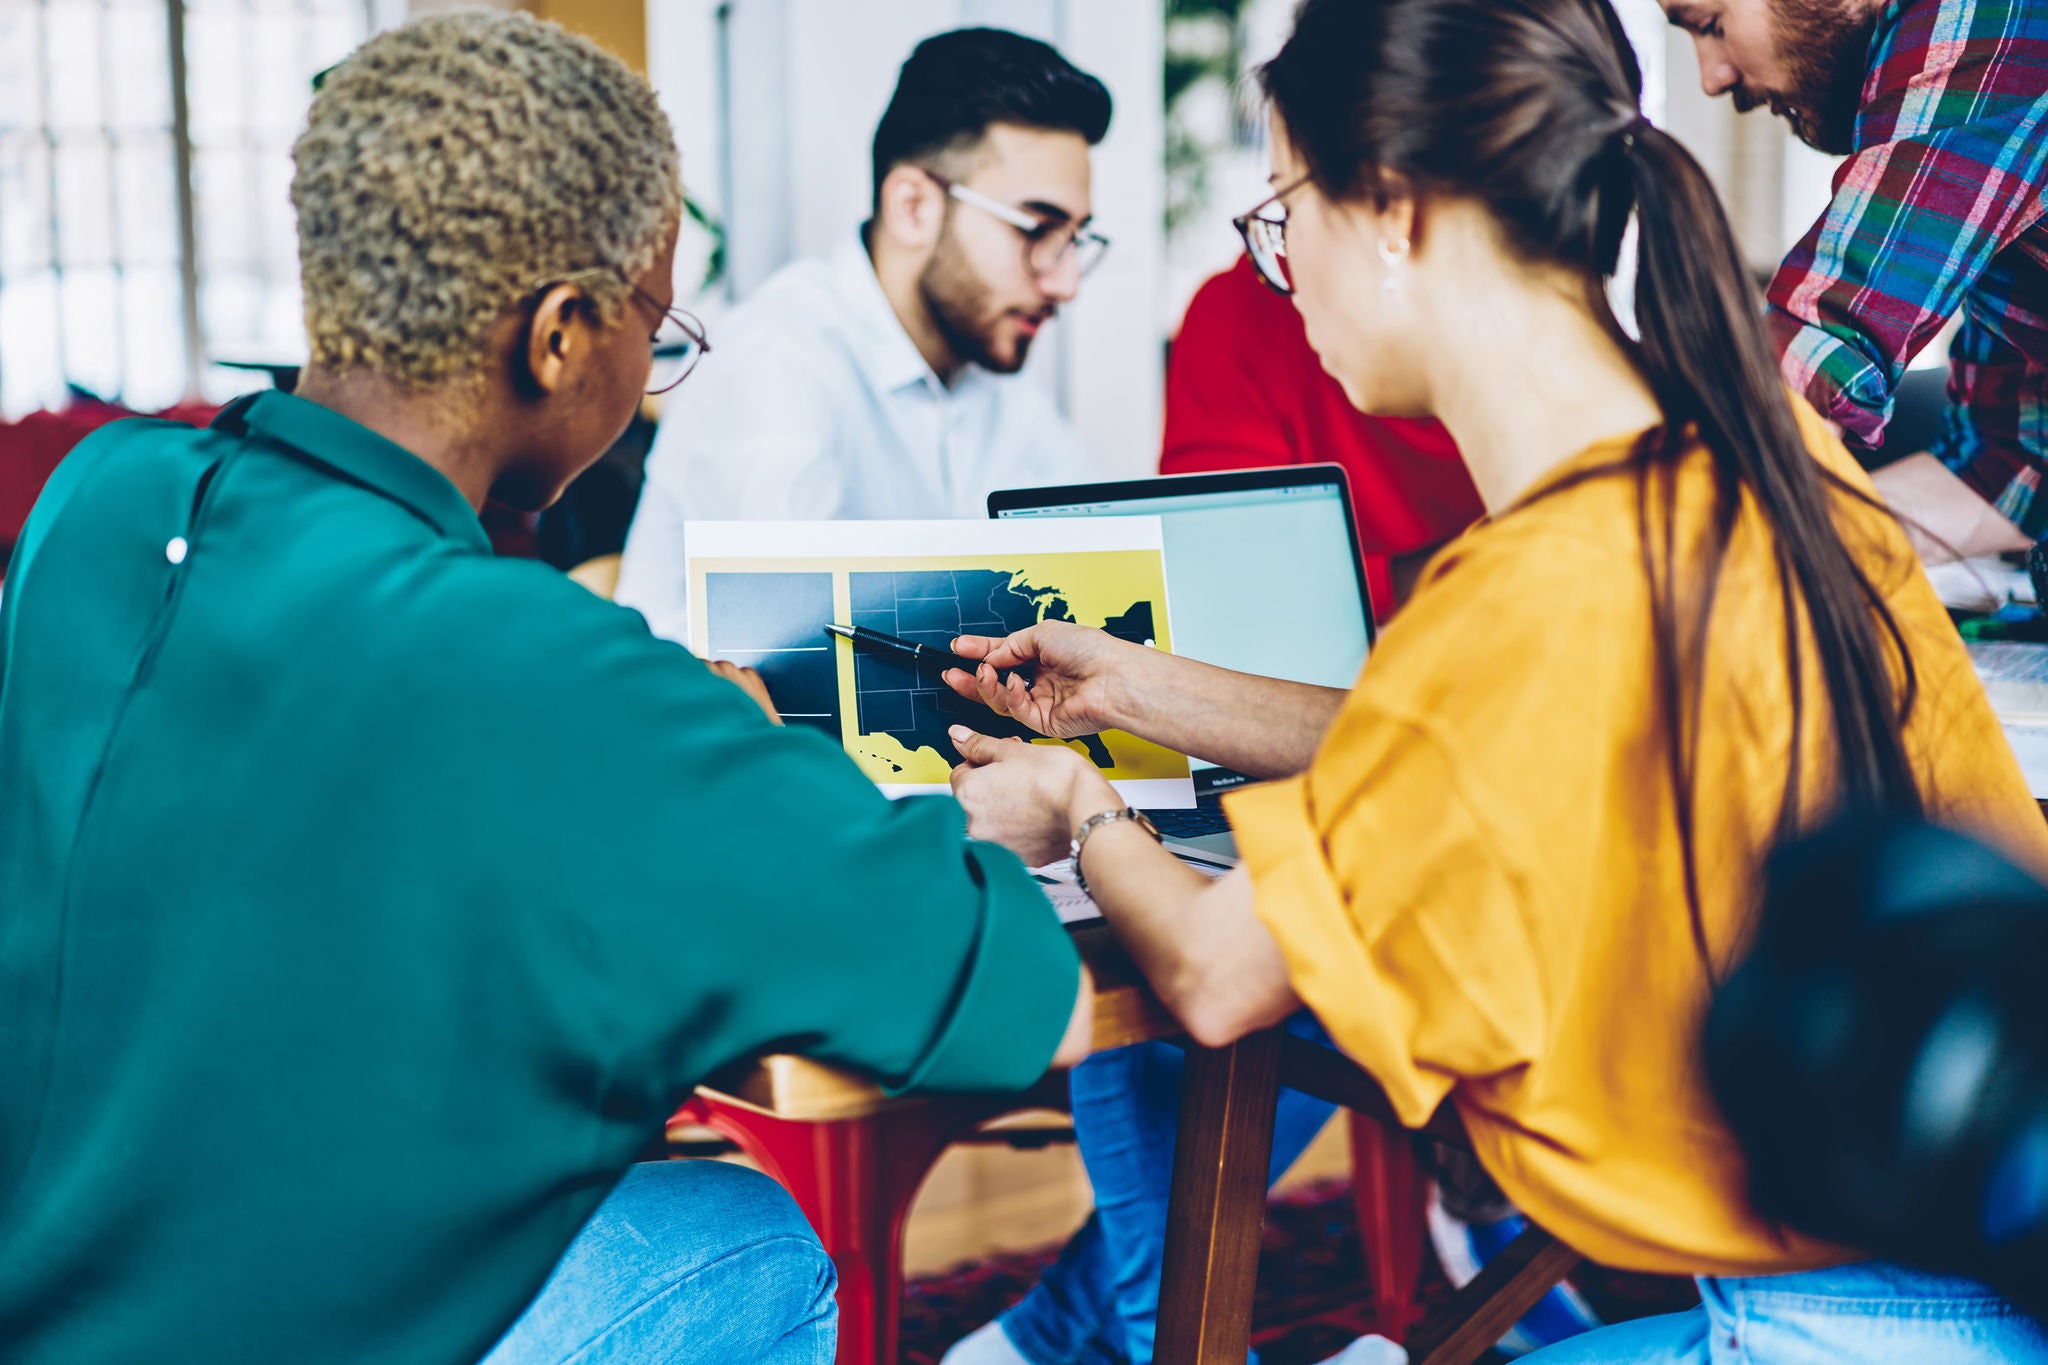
[998,1012,1339,1365]
[483,1160,838,1365]
[1521,1261,2048,1364]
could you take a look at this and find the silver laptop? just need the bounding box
[989,465,1377,866]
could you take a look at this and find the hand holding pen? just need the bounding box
[822,623,1029,682]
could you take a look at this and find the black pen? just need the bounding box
[823,623,1033,684]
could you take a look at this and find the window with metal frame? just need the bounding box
[0,0,367,418]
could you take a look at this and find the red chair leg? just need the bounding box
[1350,1111,1429,1343]
[672,1095,974,1365]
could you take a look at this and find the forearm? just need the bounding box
[1107,646,1347,779]
[1872,452,2031,561]
[1067,780,1300,1046]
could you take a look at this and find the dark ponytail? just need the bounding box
[1623,121,1920,963]
[1623,123,1921,810]
[1265,0,1921,970]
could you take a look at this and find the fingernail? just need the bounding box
[949,725,970,740]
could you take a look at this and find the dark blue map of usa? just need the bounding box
[700,568,1157,775]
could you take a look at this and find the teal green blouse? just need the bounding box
[0,392,1078,1363]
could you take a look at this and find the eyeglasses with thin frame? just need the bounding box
[922,170,1112,280]
[1234,174,1313,297]
[529,267,711,394]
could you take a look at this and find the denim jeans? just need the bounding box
[482,1159,838,1365]
[1520,1261,2048,1364]
[998,1012,1340,1365]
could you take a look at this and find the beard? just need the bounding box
[1765,0,1881,155]
[917,227,1037,376]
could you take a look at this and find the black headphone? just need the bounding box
[1705,818,2048,1319]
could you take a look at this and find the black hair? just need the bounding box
[1263,0,1921,974]
[870,27,1112,207]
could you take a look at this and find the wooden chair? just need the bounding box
[1154,1027,1581,1365]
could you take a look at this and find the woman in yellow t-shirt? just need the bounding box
[939,0,2048,1359]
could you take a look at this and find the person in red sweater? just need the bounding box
[1162,254,1484,620]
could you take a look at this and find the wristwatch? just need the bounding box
[1070,807,1163,897]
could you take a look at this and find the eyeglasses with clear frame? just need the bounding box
[922,170,1112,280]
[1233,174,1314,297]
[530,267,711,394]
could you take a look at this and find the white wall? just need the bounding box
[1659,22,1848,274]
[647,0,1165,475]
[1162,0,1671,335]
[647,0,1857,470]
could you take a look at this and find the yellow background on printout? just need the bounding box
[690,550,1190,788]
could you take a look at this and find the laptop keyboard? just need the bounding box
[1144,801,1232,838]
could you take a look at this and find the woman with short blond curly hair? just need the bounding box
[0,12,1095,1365]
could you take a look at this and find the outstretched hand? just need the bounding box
[948,724,1119,867]
[941,621,1136,741]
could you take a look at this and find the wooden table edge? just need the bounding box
[678,921,1178,1125]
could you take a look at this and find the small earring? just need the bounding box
[1378,238,1410,296]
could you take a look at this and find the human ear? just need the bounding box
[1372,194,1420,257]
[875,164,946,254]
[522,283,584,396]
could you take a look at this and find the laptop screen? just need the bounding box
[991,467,1373,795]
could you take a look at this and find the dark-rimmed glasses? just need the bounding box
[532,267,711,394]
[1233,174,1313,296]
[922,170,1111,280]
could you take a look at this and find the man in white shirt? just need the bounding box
[617,27,1110,642]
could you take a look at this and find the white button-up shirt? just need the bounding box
[616,237,1102,642]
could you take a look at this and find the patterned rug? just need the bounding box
[899,1178,1700,1365]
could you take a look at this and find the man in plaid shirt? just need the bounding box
[1665,0,2048,560]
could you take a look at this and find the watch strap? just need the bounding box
[1070,807,1163,897]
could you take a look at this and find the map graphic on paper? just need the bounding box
[685,520,1194,806]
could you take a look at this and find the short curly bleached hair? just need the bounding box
[291,11,681,388]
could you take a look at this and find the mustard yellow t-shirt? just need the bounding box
[1225,404,2048,1277]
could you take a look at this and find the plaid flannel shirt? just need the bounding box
[1766,0,2048,535]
